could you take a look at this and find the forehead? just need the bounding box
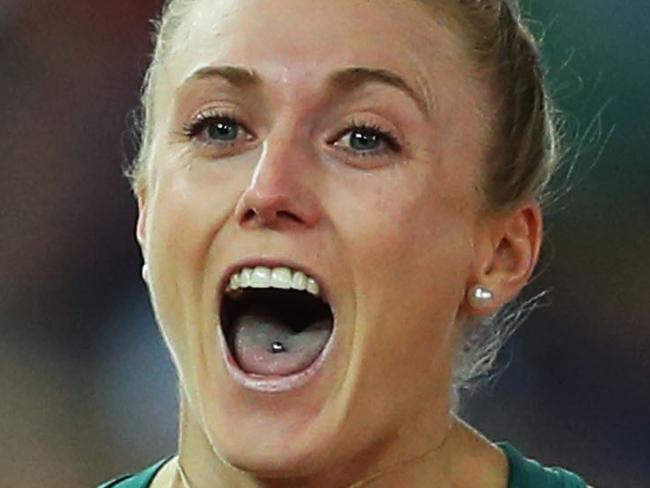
[160,0,471,103]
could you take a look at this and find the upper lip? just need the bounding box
[218,257,331,305]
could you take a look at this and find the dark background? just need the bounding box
[1,1,648,486]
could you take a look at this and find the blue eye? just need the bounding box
[206,118,240,141]
[182,112,402,162]
[182,112,250,146]
[349,128,383,151]
[335,123,401,157]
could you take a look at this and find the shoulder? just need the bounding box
[97,457,172,488]
[498,443,589,488]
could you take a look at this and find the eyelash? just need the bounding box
[331,118,402,158]
[181,110,252,148]
[181,110,403,159]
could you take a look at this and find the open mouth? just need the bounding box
[220,266,334,378]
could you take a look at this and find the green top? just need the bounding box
[97,457,171,488]
[499,443,587,488]
[98,443,587,487]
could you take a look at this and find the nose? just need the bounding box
[235,131,322,231]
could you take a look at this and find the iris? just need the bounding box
[350,129,381,151]
[207,119,239,141]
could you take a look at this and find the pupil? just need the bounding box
[208,120,238,141]
[350,130,380,151]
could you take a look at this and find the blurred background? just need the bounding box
[1,0,648,486]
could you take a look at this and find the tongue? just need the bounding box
[231,312,331,376]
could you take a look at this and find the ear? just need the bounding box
[136,190,148,254]
[465,200,543,316]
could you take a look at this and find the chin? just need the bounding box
[197,335,353,478]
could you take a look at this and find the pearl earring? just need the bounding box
[468,284,494,309]
[141,264,149,283]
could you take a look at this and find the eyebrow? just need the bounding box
[183,65,433,119]
[188,65,260,87]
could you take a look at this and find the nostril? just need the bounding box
[241,206,304,228]
[241,208,257,224]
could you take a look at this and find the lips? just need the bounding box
[217,258,336,392]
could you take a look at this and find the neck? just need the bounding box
[171,397,507,488]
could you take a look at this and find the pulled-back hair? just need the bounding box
[127,0,560,398]
[415,0,559,395]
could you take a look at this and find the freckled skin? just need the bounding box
[137,0,527,486]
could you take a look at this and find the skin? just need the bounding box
[136,0,542,486]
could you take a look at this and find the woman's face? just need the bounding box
[139,0,492,476]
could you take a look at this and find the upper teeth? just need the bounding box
[226,266,321,297]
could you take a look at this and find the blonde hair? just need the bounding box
[127,0,196,196]
[128,0,559,394]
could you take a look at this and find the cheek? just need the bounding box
[149,155,251,254]
[146,159,248,336]
[334,170,473,294]
[327,170,475,421]
[330,168,474,352]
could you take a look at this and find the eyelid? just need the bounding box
[182,107,251,137]
[179,108,257,155]
[179,107,406,164]
[328,117,403,156]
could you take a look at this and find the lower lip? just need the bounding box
[218,323,336,393]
